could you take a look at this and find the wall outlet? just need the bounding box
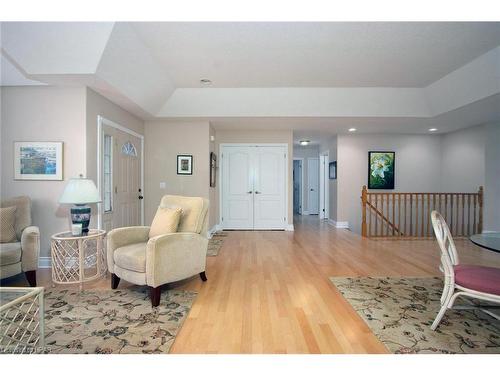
[159,182,166,189]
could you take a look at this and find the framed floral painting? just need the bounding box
[368,151,395,189]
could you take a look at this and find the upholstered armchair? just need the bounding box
[0,196,40,286]
[107,195,209,306]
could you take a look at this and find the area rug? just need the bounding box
[207,232,227,257]
[330,277,500,354]
[42,287,197,354]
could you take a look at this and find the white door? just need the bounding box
[221,145,287,230]
[221,146,254,229]
[307,158,319,215]
[101,124,142,231]
[253,147,286,229]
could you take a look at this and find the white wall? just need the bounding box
[484,123,500,231]
[337,134,443,234]
[1,86,87,258]
[293,145,319,213]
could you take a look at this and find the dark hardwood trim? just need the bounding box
[25,270,36,287]
[111,273,120,289]
[150,286,162,307]
[199,271,207,282]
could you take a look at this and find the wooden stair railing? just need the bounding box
[361,186,483,238]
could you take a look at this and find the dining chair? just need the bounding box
[430,210,500,330]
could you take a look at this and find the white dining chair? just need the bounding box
[430,210,500,330]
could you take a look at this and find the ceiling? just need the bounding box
[132,22,500,88]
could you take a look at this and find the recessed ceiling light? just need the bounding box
[348,128,357,132]
[299,140,310,146]
[200,79,212,86]
[428,128,438,132]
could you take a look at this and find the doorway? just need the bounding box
[220,144,288,230]
[293,158,303,214]
[307,158,320,215]
[319,153,329,220]
[97,116,144,232]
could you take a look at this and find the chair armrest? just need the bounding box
[146,232,208,287]
[107,226,150,273]
[21,226,40,272]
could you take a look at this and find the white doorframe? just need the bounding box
[319,152,329,220]
[293,157,304,215]
[97,115,144,230]
[219,143,289,229]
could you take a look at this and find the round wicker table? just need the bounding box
[50,229,107,290]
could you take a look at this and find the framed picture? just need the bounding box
[209,152,217,187]
[368,151,395,189]
[329,161,337,179]
[14,141,63,180]
[177,155,193,175]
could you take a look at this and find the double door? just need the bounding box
[221,145,287,230]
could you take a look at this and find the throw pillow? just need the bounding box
[0,206,17,243]
[149,207,182,238]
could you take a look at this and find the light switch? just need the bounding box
[159,182,166,189]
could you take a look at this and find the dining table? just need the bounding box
[469,232,500,253]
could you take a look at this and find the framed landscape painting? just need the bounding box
[368,151,395,189]
[14,141,63,180]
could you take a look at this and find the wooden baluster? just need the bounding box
[450,194,454,236]
[467,194,471,236]
[426,193,430,237]
[460,194,465,237]
[409,194,413,237]
[444,194,448,224]
[398,193,401,236]
[431,193,436,237]
[416,194,419,238]
[473,193,477,234]
[404,194,407,237]
[386,193,389,237]
[374,193,378,237]
[361,186,367,237]
[478,186,483,234]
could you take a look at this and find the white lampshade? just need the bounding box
[59,177,101,204]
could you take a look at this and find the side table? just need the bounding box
[50,229,107,290]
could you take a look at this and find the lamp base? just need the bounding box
[70,205,91,233]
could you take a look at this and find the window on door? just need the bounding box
[103,134,113,213]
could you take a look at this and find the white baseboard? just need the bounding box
[301,211,310,215]
[38,257,51,269]
[207,224,223,238]
[327,219,349,229]
[285,224,294,231]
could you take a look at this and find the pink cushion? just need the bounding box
[454,265,500,295]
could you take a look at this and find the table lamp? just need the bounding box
[59,175,101,233]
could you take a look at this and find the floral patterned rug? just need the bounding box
[207,232,227,257]
[330,277,500,354]
[43,287,197,354]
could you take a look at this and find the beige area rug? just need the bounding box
[207,232,227,257]
[330,277,500,354]
[41,287,197,354]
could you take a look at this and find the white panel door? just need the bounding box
[221,146,254,229]
[307,158,320,214]
[253,146,286,229]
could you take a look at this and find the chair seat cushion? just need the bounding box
[454,264,500,295]
[113,242,146,273]
[0,242,22,266]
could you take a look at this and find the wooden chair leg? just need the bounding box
[199,271,207,282]
[25,270,36,287]
[111,273,120,289]
[150,286,161,307]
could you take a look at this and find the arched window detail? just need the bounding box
[121,141,137,157]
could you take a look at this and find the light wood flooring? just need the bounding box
[3,215,500,353]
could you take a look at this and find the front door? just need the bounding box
[101,124,142,231]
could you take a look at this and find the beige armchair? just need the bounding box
[1,196,40,286]
[107,195,209,306]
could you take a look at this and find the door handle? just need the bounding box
[310,189,314,191]
[138,195,144,200]
[247,191,253,194]
[255,191,261,194]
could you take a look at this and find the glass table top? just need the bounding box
[470,232,500,253]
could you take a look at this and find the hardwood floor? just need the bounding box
[3,215,500,353]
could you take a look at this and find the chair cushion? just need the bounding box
[454,264,500,295]
[0,242,22,266]
[160,195,208,234]
[113,242,147,273]
[0,206,17,243]
[1,196,32,240]
[149,207,182,238]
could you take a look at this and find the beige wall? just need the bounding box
[293,145,319,212]
[208,125,217,228]
[482,123,500,231]
[337,134,443,233]
[1,86,87,258]
[214,129,294,225]
[144,121,210,225]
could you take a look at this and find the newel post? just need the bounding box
[478,186,484,234]
[361,185,368,237]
